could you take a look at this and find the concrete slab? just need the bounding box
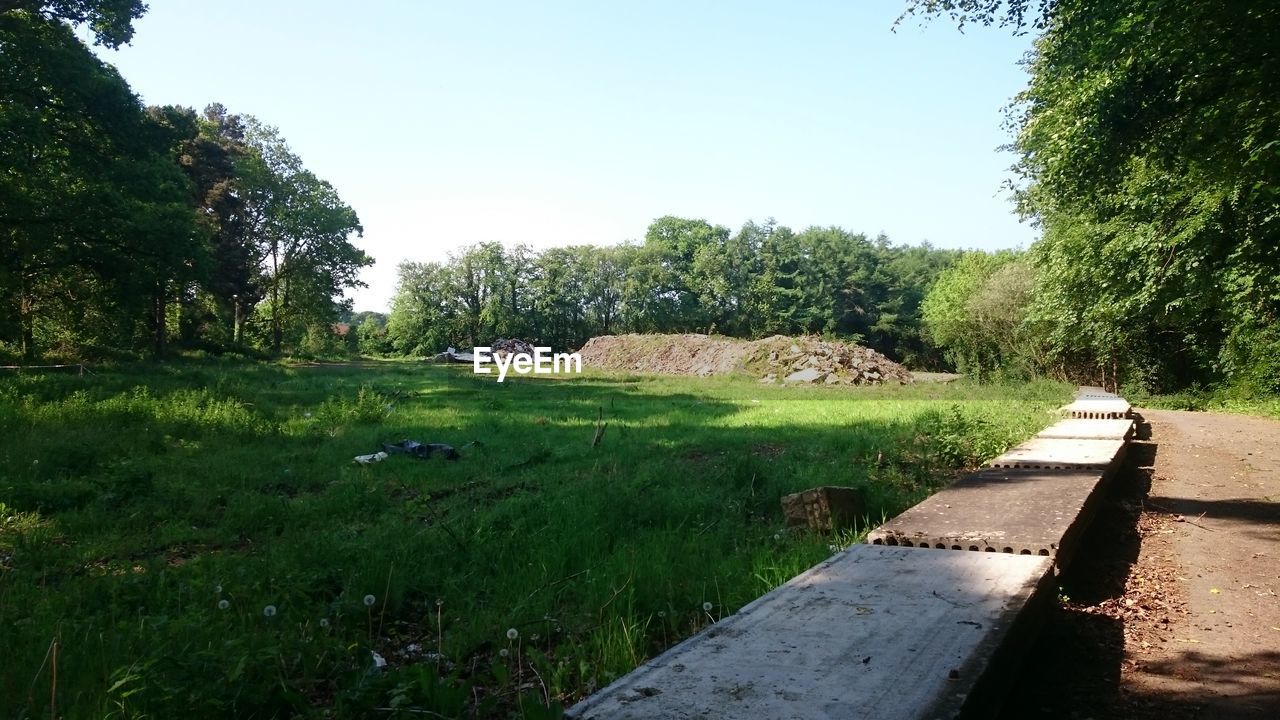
[1036,418,1134,441]
[987,437,1126,471]
[866,469,1106,560]
[1062,398,1131,419]
[566,545,1053,720]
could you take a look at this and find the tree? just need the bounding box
[908,0,1280,391]
[1,11,199,358]
[921,250,1032,379]
[238,119,370,355]
[1,0,148,48]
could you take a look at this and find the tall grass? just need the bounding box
[0,362,1070,718]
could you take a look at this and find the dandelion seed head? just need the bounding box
[702,602,713,612]
[319,618,330,628]
[506,627,519,640]
[217,599,229,610]
[436,598,444,607]
[499,648,509,658]
[363,594,376,607]
[215,585,223,594]
[263,604,277,617]
[658,611,666,618]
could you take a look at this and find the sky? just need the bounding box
[92,1,1039,313]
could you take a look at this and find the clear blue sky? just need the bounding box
[93,0,1038,313]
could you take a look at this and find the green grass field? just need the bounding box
[0,362,1070,718]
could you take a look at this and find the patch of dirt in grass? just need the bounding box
[751,443,786,458]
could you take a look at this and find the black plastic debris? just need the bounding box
[382,439,460,460]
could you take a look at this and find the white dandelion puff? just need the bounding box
[215,585,223,594]
[217,599,229,610]
[319,618,330,628]
[363,594,377,607]
[263,605,277,617]
[702,602,713,612]
[499,648,509,658]
[506,627,519,641]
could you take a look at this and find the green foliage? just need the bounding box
[3,0,148,48]
[0,362,1070,716]
[0,11,203,359]
[921,250,1038,380]
[0,10,371,362]
[907,1,1280,395]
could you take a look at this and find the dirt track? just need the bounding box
[1000,409,1280,719]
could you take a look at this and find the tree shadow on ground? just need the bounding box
[996,413,1208,720]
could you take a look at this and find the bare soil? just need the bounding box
[1000,409,1280,719]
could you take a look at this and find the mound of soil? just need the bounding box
[577,333,912,385]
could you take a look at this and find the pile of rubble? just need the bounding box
[751,336,913,386]
[576,333,912,385]
[489,338,535,359]
[429,338,537,364]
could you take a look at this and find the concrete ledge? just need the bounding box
[566,546,1053,720]
[1062,398,1131,419]
[866,469,1105,560]
[987,437,1126,471]
[1036,418,1134,441]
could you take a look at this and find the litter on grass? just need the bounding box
[383,439,460,460]
[353,451,389,465]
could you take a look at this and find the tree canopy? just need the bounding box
[385,220,960,366]
[1,7,371,360]
[911,0,1280,393]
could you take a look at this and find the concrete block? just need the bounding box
[866,469,1106,562]
[1062,398,1131,419]
[987,437,1126,471]
[780,486,866,531]
[567,545,1052,720]
[1036,418,1134,441]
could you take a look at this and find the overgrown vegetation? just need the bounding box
[0,362,1070,717]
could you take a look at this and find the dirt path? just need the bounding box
[1001,409,1280,719]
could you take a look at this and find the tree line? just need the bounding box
[1,1,370,361]
[380,218,961,366]
[903,0,1279,395]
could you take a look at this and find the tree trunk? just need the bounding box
[153,281,167,358]
[270,242,282,356]
[19,274,34,361]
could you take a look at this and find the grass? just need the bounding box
[0,361,1071,718]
